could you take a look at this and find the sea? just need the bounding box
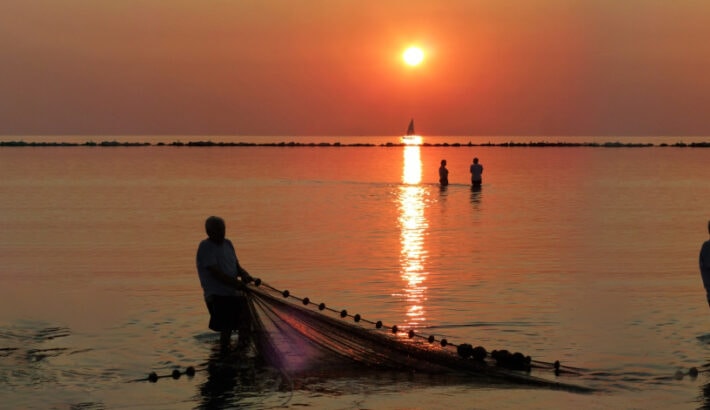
[0,135,709,409]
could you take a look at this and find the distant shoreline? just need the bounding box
[1,139,709,148]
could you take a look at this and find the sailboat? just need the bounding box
[401,118,422,145]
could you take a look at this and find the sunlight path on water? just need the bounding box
[397,146,429,330]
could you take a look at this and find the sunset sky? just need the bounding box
[1,1,709,137]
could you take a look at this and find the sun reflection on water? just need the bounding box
[397,146,429,329]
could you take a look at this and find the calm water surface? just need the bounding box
[1,144,709,409]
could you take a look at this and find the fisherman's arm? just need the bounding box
[206,265,245,289]
[236,262,253,283]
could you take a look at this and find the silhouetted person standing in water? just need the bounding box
[470,157,483,188]
[196,216,253,350]
[700,220,710,308]
[439,159,449,186]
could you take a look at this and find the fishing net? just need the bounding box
[244,280,592,392]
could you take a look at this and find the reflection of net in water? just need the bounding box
[246,280,593,392]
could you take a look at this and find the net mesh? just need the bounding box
[245,281,592,392]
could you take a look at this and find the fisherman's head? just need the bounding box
[205,216,226,243]
[441,159,446,166]
[473,157,479,164]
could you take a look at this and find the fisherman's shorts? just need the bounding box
[205,295,250,332]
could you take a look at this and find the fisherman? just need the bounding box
[700,220,710,307]
[196,216,253,349]
[470,157,483,188]
[439,159,449,186]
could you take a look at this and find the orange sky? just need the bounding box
[1,1,709,137]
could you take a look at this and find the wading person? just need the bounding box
[196,216,253,350]
[470,157,483,188]
[439,159,449,186]
[700,220,710,308]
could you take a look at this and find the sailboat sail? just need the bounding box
[401,119,421,145]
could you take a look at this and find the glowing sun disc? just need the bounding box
[403,47,424,66]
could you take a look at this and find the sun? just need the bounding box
[403,46,424,66]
